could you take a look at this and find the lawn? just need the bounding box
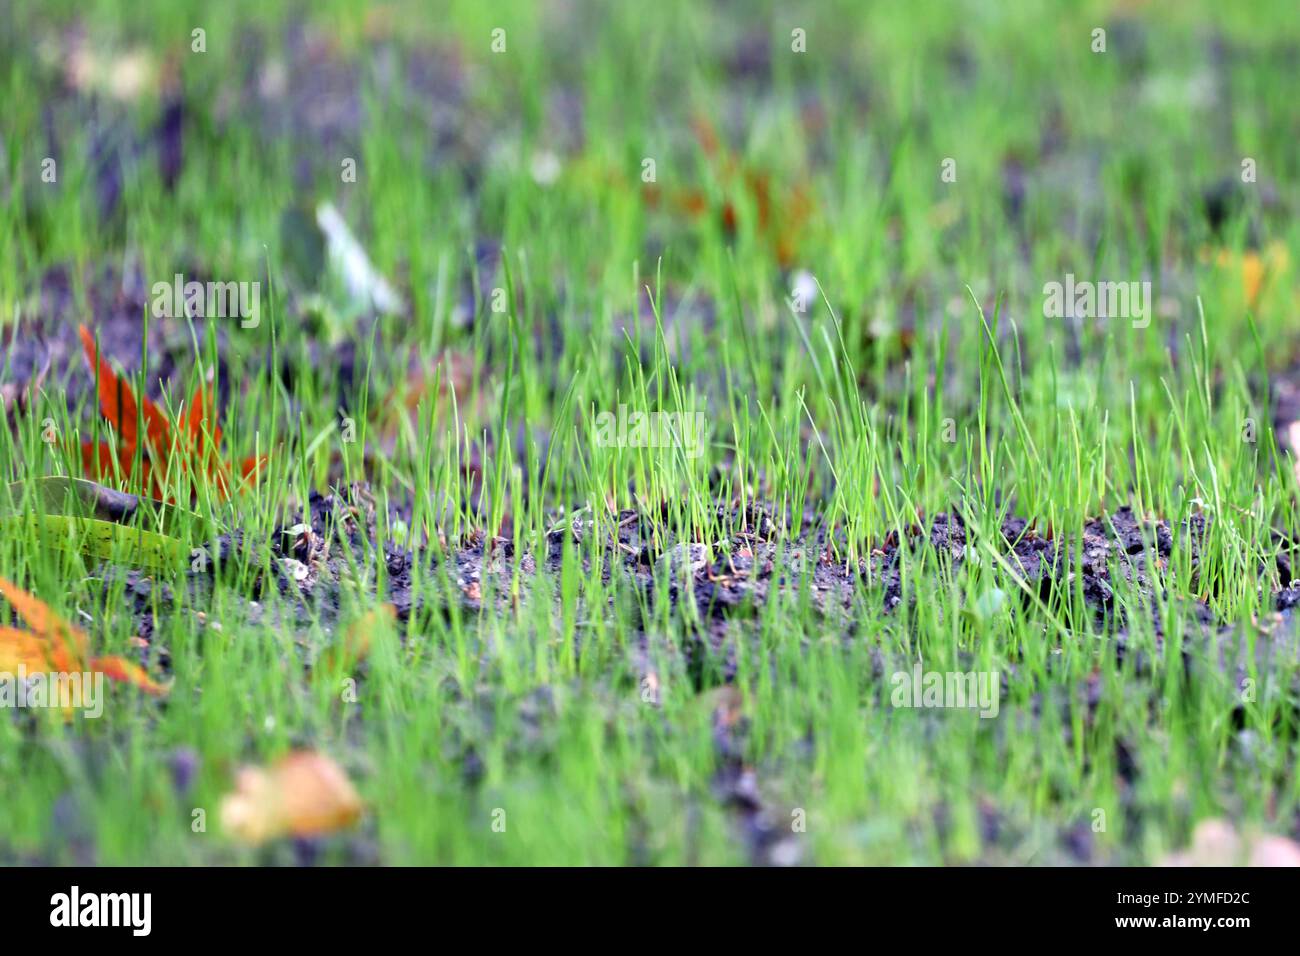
[1,0,1299,866]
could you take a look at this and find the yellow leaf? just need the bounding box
[0,576,168,700]
[322,604,396,673]
[88,656,170,696]
[0,575,88,662]
[0,626,62,673]
[1209,241,1289,309]
[220,751,363,845]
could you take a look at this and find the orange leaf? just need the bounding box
[88,655,170,695]
[76,335,167,497]
[182,382,206,442]
[0,575,88,662]
[77,324,172,456]
[0,578,167,699]
[82,440,159,497]
[676,188,710,218]
[183,379,223,449]
[219,751,363,845]
[691,113,722,159]
[652,117,813,268]
[0,627,81,719]
[80,325,266,502]
[0,626,64,673]
[206,455,266,502]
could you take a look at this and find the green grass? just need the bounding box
[1,0,1299,864]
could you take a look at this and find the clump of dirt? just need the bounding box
[109,487,1274,668]
[869,506,1216,628]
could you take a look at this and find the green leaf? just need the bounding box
[0,477,210,572]
[1,477,211,538]
[0,513,188,573]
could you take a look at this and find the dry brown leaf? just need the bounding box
[220,751,363,845]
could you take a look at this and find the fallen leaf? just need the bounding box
[79,324,171,458]
[0,574,86,661]
[4,476,208,539]
[0,576,168,700]
[642,115,814,267]
[78,325,264,501]
[316,202,406,315]
[0,513,187,574]
[1208,241,1289,309]
[220,751,363,845]
[87,655,169,695]
[321,604,396,673]
[0,626,76,674]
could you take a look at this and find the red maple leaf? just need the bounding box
[78,324,264,501]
